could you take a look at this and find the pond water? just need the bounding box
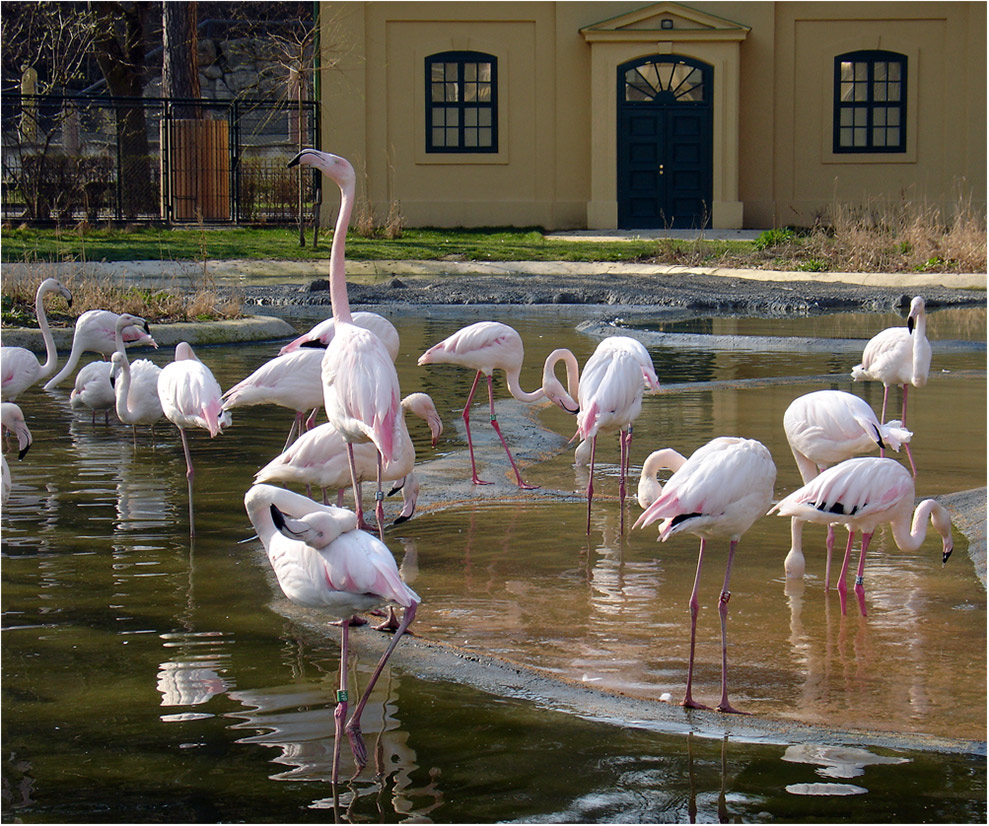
[2,303,986,822]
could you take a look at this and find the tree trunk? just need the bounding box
[162,1,200,119]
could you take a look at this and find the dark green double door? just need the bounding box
[617,56,713,229]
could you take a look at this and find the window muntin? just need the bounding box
[834,51,906,153]
[623,57,707,104]
[426,52,497,153]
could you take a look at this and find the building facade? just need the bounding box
[317,1,986,230]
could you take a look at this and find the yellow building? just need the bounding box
[317,1,986,230]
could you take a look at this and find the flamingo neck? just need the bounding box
[544,348,580,398]
[113,361,132,420]
[890,498,938,552]
[329,178,355,324]
[911,313,927,379]
[36,283,59,378]
[504,366,544,403]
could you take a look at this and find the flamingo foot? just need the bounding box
[716,701,751,715]
[346,723,368,771]
[681,696,711,711]
[372,607,402,632]
[331,615,369,627]
[471,475,495,486]
[517,480,539,491]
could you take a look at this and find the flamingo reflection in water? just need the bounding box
[244,483,419,784]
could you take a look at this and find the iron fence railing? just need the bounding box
[1,93,319,225]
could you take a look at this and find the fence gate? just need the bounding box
[165,118,231,221]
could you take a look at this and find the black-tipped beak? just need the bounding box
[942,547,952,565]
[872,424,886,451]
[393,508,413,526]
[387,484,402,497]
[562,402,579,415]
[908,316,915,334]
[143,321,152,335]
[287,151,303,168]
[270,503,287,530]
[67,297,73,308]
[18,442,31,461]
[299,339,327,349]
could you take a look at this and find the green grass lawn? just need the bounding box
[0,224,748,265]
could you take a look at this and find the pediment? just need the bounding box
[581,2,749,42]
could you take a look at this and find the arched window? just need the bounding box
[622,56,708,104]
[425,51,498,153]
[833,50,907,153]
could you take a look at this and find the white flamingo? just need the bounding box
[1,278,73,400]
[418,321,580,489]
[575,335,660,533]
[255,392,443,523]
[1,402,33,506]
[44,309,157,390]
[157,342,230,536]
[110,351,164,446]
[770,456,953,617]
[222,348,324,449]
[782,389,912,585]
[288,149,402,539]
[244,483,419,783]
[851,296,931,476]
[279,312,401,362]
[634,437,776,713]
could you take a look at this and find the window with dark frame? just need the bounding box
[426,51,497,153]
[833,50,907,153]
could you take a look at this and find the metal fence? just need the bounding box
[1,93,319,225]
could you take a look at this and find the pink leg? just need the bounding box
[585,436,597,535]
[374,451,385,540]
[304,408,318,430]
[854,532,872,617]
[717,540,748,714]
[618,427,631,534]
[901,385,917,477]
[346,444,369,530]
[346,603,417,771]
[178,428,196,537]
[331,619,350,786]
[825,524,836,591]
[486,375,537,490]
[835,530,856,616]
[283,411,303,451]
[462,371,491,486]
[683,539,712,710]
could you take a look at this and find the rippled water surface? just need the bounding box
[2,304,985,822]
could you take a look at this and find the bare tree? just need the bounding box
[162,0,200,118]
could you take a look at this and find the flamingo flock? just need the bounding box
[1,149,955,780]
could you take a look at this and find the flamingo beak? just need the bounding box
[18,442,31,461]
[908,316,915,334]
[942,543,953,565]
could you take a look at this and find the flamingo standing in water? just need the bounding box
[770,456,952,617]
[244,483,419,783]
[1,402,33,506]
[110,351,164,446]
[1,278,73,401]
[288,149,402,539]
[255,392,443,524]
[418,321,580,489]
[44,309,157,390]
[851,296,931,476]
[634,436,776,713]
[782,389,912,586]
[575,335,660,533]
[157,342,230,536]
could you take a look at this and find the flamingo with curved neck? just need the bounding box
[1,278,73,400]
[288,149,401,538]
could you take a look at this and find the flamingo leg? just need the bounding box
[585,436,597,535]
[900,385,917,477]
[331,618,350,786]
[854,532,872,617]
[486,375,537,490]
[825,524,836,590]
[835,530,856,616]
[716,540,747,714]
[880,384,890,425]
[683,539,711,710]
[283,412,303,451]
[178,428,196,537]
[618,426,632,534]
[346,603,417,771]
[346,444,368,530]
[374,451,385,540]
[304,408,318,430]
[462,371,491,486]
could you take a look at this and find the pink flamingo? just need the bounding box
[244,483,419,784]
[254,392,443,523]
[279,312,400,362]
[782,389,912,586]
[157,342,231,536]
[575,335,660,533]
[288,149,402,539]
[110,351,164,446]
[418,321,580,489]
[634,437,776,714]
[1,277,73,400]
[770,456,952,617]
[44,309,157,390]
[851,296,931,476]
[222,348,324,449]
[1,402,33,506]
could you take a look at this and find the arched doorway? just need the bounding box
[617,55,713,229]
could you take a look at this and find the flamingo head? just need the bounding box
[40,278,73,307]
[269,502,357,549]
[402,392,443,446]
[929,501,953,564]
[907,296,925,333]
[1,402,33,460]
[542,374,579,415]
[288,149,355,190]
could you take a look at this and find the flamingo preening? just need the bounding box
[418,321,579,489]
[1,402,33,506]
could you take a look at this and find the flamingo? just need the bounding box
[1,402,33,507]
[288,149,402,539]
[244,483,420,783]
[279,312,401,362]
[851,296,931,476]
[1,277,73,400]
[418,321,580,489]
[633,437,776,713]
[782,389,912,586]
[110,351,164,446]
[770,456,953,617]
[575,335,660,533]
[44,309,157,390]
[157,342,231,536]
[254,392,443,524]
[222,348,324,450]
